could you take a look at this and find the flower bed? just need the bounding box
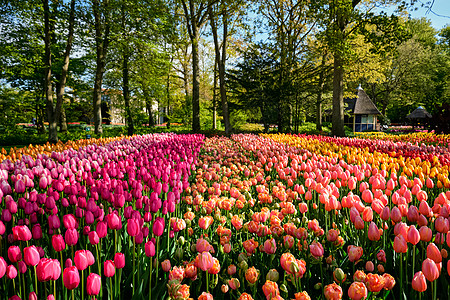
[0,133,450,300]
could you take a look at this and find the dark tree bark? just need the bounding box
[121,3,133,136]
[92,0,110,135]
[43,0,75,142]
[208,3,231,134]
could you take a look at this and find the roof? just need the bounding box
[353,87,381,115]
[407,106,432,119]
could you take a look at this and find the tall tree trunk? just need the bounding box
[212,57,218,130]
[43,0,57,143]
[143,86,155,127]
[166,56,173,129]
[123,52,133,135]
[93,0,110,135]
[316,55,326,131]
[60,106,68,132]
[191,27,201,133]
[332,51,345,137]
[55,0,75,134]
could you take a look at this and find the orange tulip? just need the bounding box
[348,281,368,300]
[245,266,259,285]
[324,282,343,300]
[364,273,385,292]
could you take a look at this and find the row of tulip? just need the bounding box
[0,133,204,299]
[355,132,450,147]
[160,133,450,299]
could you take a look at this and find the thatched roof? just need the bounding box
[354,87,381,115]
[407,106,432,119]
[344,86,381,115]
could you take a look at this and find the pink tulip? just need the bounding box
[12,225,32,241]
[63,266,80,290]
[161,259,171,272]
[86,273,101,295]
[0,257,6,278]
[152,217,165,236]
[309,241,324,258]
[65,228,79,246]
[263,238,277,255]
[368,222,381,241]
[114,253,125,269]
[36,258,61,281]
[393,234,407,253]
[426,243,442,263]
[74,250,88,271]
[347,245,363,263]
[145,240,156,257]
[412,271,427,292]
[23,246,40,266]
[104,260,115,277]
[422,258,439,282]
[407,225,420,245]
[197,252,214,271]
[8,246,22,263]
[6,265,18,279]
[127,218,140,237]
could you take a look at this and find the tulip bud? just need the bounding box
[266,269,279,282]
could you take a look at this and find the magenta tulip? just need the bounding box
[145,240,156,257]
[51,234,66,252]
[104,260,115,277]
[63,266,80,290]
[65,228,79,246]
[8,246,22,263]
[152,217,165,236]
[86,273,101,295]
[36,258,61,281]
[74,250,88,271]
[127,218,140,237]
[23,246,40,266]
[0,257,6,278]
[114,253,125,269]
[6,265,18,279]
[12,225,32,241]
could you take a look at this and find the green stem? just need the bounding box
[412,245,416,280]
[432,280,437,300]
[399,253,403,299]
[34,265,38,294]
[81,269,84,300]
[206,271,209,293]
[149,257,153,300]
[133,237,136,295]
[110,277,113,300]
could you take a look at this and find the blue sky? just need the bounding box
[409,0,450,30]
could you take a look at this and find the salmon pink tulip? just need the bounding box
[412,271,427,292]
[348,281,368,300]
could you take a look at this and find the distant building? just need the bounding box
[344,86,382,132]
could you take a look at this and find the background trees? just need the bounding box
[1,0,449,140]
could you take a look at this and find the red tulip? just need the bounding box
[23,246,40,266]
[422,258,439,282]
[412,271,427,292]
[114,253,125,269]
[63,266,80,290]
[8,246,22,263]
[74,250,88,271]
[86,273,101,295]
[104,260,115,277]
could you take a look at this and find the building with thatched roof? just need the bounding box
[344,86,382,132]
[407,106,432,119]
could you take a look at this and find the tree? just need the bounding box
[92,0,111,135]
[179,0,217,132]
[43,0,77,143]
[258,0,316,132]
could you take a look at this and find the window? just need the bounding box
[354,114,375,132]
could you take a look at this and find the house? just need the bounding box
[344,86,382,132]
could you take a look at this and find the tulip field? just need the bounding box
[1,133,450,300]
